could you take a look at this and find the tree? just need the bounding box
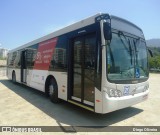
[148,47,160,69]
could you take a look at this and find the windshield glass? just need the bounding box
[107,32,148,82]
[134,40,148,77]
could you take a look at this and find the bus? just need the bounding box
[7,13,150,114]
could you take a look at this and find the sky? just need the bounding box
[0,0,160,50]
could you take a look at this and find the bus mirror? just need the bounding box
[148,49,153,57]
[104,22,112,41]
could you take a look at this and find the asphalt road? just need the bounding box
[0,73,159,134]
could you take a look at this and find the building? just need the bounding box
[0,48,9,58]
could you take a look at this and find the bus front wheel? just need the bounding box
[48,78,60,103]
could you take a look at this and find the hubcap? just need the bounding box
[49,84,54,96]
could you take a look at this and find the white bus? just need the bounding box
[7,13,150,114]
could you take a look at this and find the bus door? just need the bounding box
[21,50,27,83]
[70,34,96,106]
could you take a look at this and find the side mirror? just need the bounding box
[103,22,112,41]
[148,49,153,57]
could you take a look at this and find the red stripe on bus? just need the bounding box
[33,37,58,70]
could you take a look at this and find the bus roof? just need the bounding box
[9,13,144,53]
[111,15,144,39]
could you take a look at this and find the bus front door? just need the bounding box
[20,50,27,83]
[70,34,96,106]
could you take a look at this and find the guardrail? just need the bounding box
[150,69,160,73]
[0,67,6,77]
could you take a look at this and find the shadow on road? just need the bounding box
[0,79,143,126]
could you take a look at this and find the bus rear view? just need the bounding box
[7,13,149,114]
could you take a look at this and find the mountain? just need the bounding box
[146,39,160,47]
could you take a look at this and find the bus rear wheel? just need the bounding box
[48,78,60,103]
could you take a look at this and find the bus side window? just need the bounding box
[9,52,17,67]
[14,51,21,68]
[49,36,67,72]
[26,44,38,69]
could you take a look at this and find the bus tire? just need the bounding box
[12,71,16,83]
[48,78,60,103]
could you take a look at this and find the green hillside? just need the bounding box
[148,47,160,69]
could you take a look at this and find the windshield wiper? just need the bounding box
[118,31,129,51]
[118,31,133,65]
[134,38,140,65]
[128,39,133,65]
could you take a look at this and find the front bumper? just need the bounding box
[102,90,149,114]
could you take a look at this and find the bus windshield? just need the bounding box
[107,32,148,82]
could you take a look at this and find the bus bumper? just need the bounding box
[102,90,149,114]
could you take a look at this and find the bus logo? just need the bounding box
[36,52,42,60]
[124,86,130,96]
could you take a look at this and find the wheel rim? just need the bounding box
[49,80,55,96]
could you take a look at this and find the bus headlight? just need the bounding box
[107,89,122,97]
